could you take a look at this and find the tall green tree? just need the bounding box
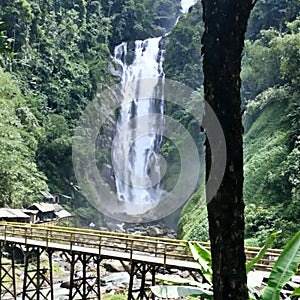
[0,68,48,207]
[201,0,255,298]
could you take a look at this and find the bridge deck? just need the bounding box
[1,222,299,300]
[0,222,283,271]
[0,235,201,270]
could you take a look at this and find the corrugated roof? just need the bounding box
[0,208,15,218]
[56,210,72,218]
[0,208,30,219]
[53,204,64,212]
[23,209,39,215]
[40,191,55,199]
[11,209,30,218]
[27,203,56,213]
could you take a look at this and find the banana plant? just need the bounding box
[246,231,281,274]
[150,242,213,299]
[291,286,300,297]
[261,231,300,300]
[150,231,300,300]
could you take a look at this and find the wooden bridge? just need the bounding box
[0,222,282,300]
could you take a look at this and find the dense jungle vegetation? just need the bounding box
[172,0,300,247]
[0,0,299,247]
[0,0,181,217]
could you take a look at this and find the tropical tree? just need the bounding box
[201,0,256,298]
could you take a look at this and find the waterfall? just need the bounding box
[111,0,197,213]
[180,0,197,13]
[112,38,165,208]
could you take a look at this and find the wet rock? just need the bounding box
[15,269,23,277]
[101,164,116,191]
[180,271,190,278]
[104,260,129,272]
[148,226,165,237]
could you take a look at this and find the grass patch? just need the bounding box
[101,294,127,300]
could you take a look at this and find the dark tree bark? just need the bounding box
[201,1,255,299]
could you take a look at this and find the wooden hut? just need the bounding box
[0,208,30,223]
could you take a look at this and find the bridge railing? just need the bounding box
[0,222,283,271]
[0,222,202,265]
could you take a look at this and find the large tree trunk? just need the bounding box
[201,1,254,299]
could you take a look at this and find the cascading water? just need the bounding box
[112,0,197,214]
[180,0,197,13]
[112,38,165,209]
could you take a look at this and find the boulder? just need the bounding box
[103,260,129,272]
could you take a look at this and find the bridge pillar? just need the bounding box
[128,261,157,300]
[0,241,17,299]
[22,246,54,300]
[67,252,101,300]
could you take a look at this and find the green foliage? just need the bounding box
[262,231,300,300]
[161,88,205,193]
[243,101,291,206]
[291,286,300,297]
[246,231,281,274]
[0,68,48,207]
[177,184,209,241]
[242,24,300,102]
[246,0,300,40]
[152,232,300,300]
[101,295,127,300]
[162,6,206,237]
[0,21,12,54]
[243,19,300,247]
[164,1,203,89]
[105,0,181,47]
[151,285,213,299]
[186,242,212,284]
[0,0,117,212]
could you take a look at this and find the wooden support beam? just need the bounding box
[128,262,159,300]
[22,246,53,300]
[68,252,100,300]
[0,241,17,299]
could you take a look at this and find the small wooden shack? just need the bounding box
[26,203,57,223]
[0,208,30,223]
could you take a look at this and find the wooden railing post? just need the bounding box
[4,224,7,242]
[70,232,74,251]
[163,244,167,268]
[98,236,102,256]
[46,229,49,248]
[130,240,134,264]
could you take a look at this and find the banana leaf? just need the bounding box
[150,285,213,299]
[246,231,281,274]
[155,274,210,288]
[262,231,300,300]
[291,286,300,297]
[186,242,212,284]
